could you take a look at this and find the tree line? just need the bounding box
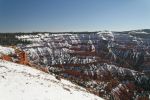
[0,33,31,46]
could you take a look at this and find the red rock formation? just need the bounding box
[1,55,12,61]
[18,51,28,65]
[111,83,136,100]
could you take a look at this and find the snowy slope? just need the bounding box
[0,60,103,100]
[0,46,15,56]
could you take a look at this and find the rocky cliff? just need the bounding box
[13,31,150,99]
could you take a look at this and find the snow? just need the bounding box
[0,60,103,100]
[0,46,15,56]
[97,31,114,41]
[129,31,149,34]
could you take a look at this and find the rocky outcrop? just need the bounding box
[16,32,150,99]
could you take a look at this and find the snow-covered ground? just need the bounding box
[0,60,103,100]
[0,46,15,56]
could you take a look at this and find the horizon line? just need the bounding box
[0,28,149,33]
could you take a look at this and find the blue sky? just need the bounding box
[0,0,150,32]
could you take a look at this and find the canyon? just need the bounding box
[0,30,150,100]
